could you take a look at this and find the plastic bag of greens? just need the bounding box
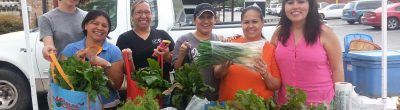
[197,40,266,71]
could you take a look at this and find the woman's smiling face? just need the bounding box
[85,16,109,41]
[284,0,309,23]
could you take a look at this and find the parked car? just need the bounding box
[234,7,243,12]
[0,0,278,109]
[318,2,330,10]
[276,4,282,16]
[362,3,400,30]
[269,4,280,15]
[341,0,383,24]
[319,3,345,19]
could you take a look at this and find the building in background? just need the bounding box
[0,0,55,28]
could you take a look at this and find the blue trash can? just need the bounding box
[349,50,400,98]
[343,52,355,84]
[342,33,373,84]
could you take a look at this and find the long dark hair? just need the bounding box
[81,10,111,39]
[278,0,322,46]
[241,5,265,39]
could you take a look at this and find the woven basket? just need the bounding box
[349,39,381,51]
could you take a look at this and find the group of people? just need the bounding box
[39,0,344,109]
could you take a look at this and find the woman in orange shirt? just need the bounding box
[214,6,281,101]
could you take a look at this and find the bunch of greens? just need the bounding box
[131,58,171,94]
[197,40,264,69]
[118,89,160,110]
[209,86,327,110]
[52,57,110,101]
[171,64,214,109]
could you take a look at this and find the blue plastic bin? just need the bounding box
[343,33,373,84]
[349,50,400,98]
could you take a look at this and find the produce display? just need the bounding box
[209,86,327,110]
[52,57,110,101]
[197,40,265,70]
[171,64,214,109]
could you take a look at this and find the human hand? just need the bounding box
[74,49,87,61]
[42,45,57,61]
[221,34,241,42]
[122,48,133,60]
[153,45,170,58]
[89,56,110,69]
[179,42,191,56]
[253,58,269,79]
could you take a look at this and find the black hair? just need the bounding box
[241,5,265,39]
[81,10,111,39]
[241,5,264,22]
[278,0,322,46]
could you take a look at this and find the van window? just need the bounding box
[173,0,185,25]
[79,0,118,31]
[130,0,158,28]
[356,1,381,10]
[344,2,355,10]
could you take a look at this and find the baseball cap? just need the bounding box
[194,3,216,17]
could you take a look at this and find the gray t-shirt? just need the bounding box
[39,8,87,57]
[172,32,221,101]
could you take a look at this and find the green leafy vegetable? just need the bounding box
[209,86,328,110]
[52,57,110,101]
[118,89,160,110]
[131,58,171,94]
[172,64,214,109]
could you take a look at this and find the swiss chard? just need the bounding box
[208,86,328,110]
[171,63,214,109]
[131,58,171,94]
[52,57,110,101]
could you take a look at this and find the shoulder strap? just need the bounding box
[50,53,75,90]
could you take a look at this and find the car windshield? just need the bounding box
[344,2,355,9]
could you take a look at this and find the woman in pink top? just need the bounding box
[271,0,344,106]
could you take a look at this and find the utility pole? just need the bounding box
[222,2,225,22]
[42,0,47,13]
[231,0,234,22]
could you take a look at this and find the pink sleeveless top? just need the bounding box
[275,32,334,105]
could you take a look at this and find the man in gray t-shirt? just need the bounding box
[39,0,86,60]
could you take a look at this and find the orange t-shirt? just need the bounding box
[218,37,281,101]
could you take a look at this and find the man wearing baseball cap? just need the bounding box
[172,3,221,101]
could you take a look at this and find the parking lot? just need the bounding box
[220,11,400,51]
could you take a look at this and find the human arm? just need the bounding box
[253,43,281,90]
[173,41,191,70]
[153,30,175,62]
[270,26,281,46]
[254,59,281,90]
[213,61,233,79]
[39,15,57,61]
[321,25,344,82]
